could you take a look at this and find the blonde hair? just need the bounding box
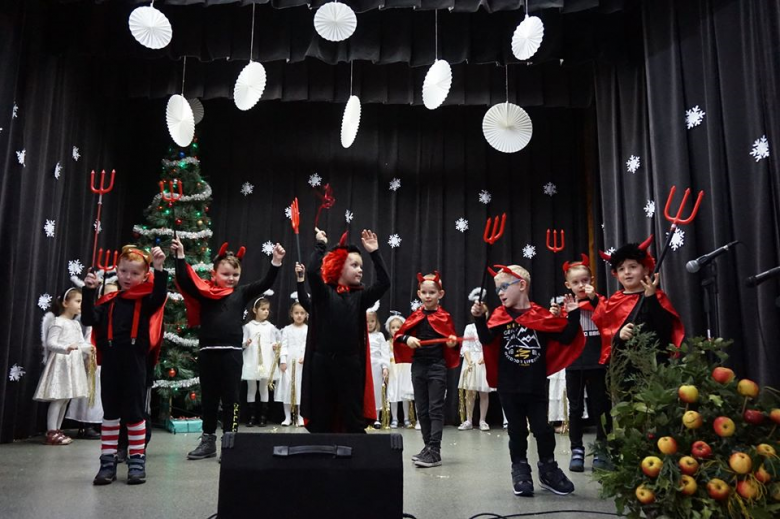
[366,311,381,333]
[495,265,530,284]
[564,264,592,280]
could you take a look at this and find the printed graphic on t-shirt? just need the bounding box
[502,323,541,367]
[580,309,601,337]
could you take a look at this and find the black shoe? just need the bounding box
[127,454,146,485]
[511,461,534,497]
[187,434,217,460]
[592,455,614,471]
[93,454,117,485]
[414,448,442,468]
[411,446,428,462]
[246,414,256,427]
[258,402,268,427]
[538,460,574,495]
[569,448,585,472]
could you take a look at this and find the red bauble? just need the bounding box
[133,232,140,239]
[177,326,182,333]
[168,368,176,378]
[175,218,183,226]
[204,206,209,213]
[189,392,197,401]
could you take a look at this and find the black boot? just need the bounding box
[246,404,256,428]
[187,433,217,460]
[258,402,268,427]
[127,454,146,485]
[93,454,117,486]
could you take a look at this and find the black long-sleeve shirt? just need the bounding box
[175,258,280,350]
[613,292,674,351]
[398,310,445,363]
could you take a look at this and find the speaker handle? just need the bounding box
[273,445,353,458]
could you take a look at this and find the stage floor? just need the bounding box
[0,425,618,519]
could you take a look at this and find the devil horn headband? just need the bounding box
[488,264,523,280]
[562,253,590,274]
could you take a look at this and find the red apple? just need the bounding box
[636,484,656,504]
[683,410,703,429]
[707,478,730,501]
[692,441,713,459]
[738,379,760,398]
[658,436,678,455]
[743,409,765,425]
[641,456,663,478]
[770,409,780,425]
[757,443,777,457]
[712,366,735,384]
[679,456,699,476]
[737,479,759,500]
[729,452,753,475]
[678,385,699,403]
[679,474,697,496]
[756,465,772,484]
[713,416,736,437]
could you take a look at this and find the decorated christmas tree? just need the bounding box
[132,136,213,419]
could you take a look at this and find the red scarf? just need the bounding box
[393,306,460,369]
[591,289,684,364]
[176,262,234,327]
[482,303,586,388]
[559,295,611,365]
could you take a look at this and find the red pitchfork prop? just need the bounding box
[314,184,336,228]
[546,229,565,253]
[290,197,302,265]
[89,169,116,268]
[478,214,507,303]
[418,337,478,346]
[159,179,184,239]
[96,248,118,293]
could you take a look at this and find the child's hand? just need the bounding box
[563,294,578,313]
[619,323,635,341]
[295,262,305,282]
[244,338,252,348]
[549,303,561,316]
[584,284,597,300]
[170,237,185,259]
[446,335,458,348]
[641,273,660,297]
[272,244,286,265]
[298,358,304,364]
[406,337,421,349]
[280,362,287,373]
[272,343,280,352]
[151,246,165,270]
[68,344,79,351]
[471,302,487,317]
[382,368,389,380]
[314,227,328,244]
[467,363,473,372]
[361,229,379,253]
[84,270,99,289]
[478,358,485,365]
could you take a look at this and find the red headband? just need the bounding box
[599,235,655,273]
[487,264,524,280]
[417,271,442,290]
[562,253,590,275]
[122,248,151,270]
[215,242,246,263]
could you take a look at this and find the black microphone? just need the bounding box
[686,240,740,273]
[746,266,780,287]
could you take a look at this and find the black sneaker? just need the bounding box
[93,454,117,486]
[538,460,574,495]
[592,455,614,471]
[187,433,217,460]
[127,454,146,485]
[411,446,428,462]
[511,461,534,497]
[414,448,442,468]
[569,448,585,472]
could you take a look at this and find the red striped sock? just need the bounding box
[101,419,120,455]
[127,420,146,457]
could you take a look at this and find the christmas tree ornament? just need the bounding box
[314,1,357,42]
[197,220,203,226]
[176,218,183,226]
[89,169,116,268]
[168,368,177,378]
[128,4,172,50]
[189,392,197,401]
[159,178,183,237]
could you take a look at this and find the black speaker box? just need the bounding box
[218,432,404,518]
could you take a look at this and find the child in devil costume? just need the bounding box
[82,246,168,485]
[171,237,285,460]
[471,264,585,497]
[394,272,459,468]
[300,228,390,433]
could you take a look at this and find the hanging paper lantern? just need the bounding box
[313,2,357,42]
[168,368,177,378]
[128,5,172,50]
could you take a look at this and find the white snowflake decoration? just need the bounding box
[68,259,84,277]
[478,190,492,205]
[93,220,102,234]
[389,178,401,191]
[16,149,25,166]
[455,218,469,233]
[242,309,248,320]
[308,173,322,187]
[522,244,536,259]
[284,206,292,220]
[410,299,422,312]
[54,162,63,179]
[750,135,770,162]
[345,210,354,223]
[0,128,3,134]
[626,155,641,174]
[9,364,26,382]
[72,146,81,161]
[387,234,402,248]
[38,293,52,311]
[644,199,656,219]
[543,182,557,197]
[669,228,685,251]
[261,241,275,256]
[12,103,19,118]
[685,106,706,129]
[240,182,254,197]
[43,219,56,238]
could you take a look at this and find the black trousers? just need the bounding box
[199,349,243,434]
[566,368,612,450]
[499,391,556,463]
[412,359,447,450]
[307,351,367,434]
[101,341,148,423]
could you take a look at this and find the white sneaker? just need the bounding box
[281,418,292,426]
[479,421,490,431]
[297,417,305,426]
[404,421,412,429]
[458,421,473,431]
[390,421,398,429]
[503,422,508,429]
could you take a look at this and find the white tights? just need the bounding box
[247,380,269,403]
[390,400,411,422]
[47,399,69,431]
[464,391,490,423]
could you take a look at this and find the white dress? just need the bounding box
[547,369,588,422]
[368,331,390,411]
[387,339,414,403]
[275,324,308,405]
[33,316,91,401]
[457,324,494,393]
[242,320,281,382]
[65,324,103,424]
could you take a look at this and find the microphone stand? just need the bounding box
[700,261,719,339]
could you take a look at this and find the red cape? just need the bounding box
[483,303,586,388]
[561,295,611,366]
[176,262,234,327]
[591,289,684,364]
[393,306,460,369]
[91,272,167,364]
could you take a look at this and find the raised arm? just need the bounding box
[243,244,285,302]
[306,234,328,298]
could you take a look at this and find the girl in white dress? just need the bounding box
[276,300,308,426]
[242,297,281,427]
[367,305,390,428]
[385,313,414,428]
[33,288,93,445]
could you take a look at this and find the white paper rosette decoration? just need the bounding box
[511,15,544,61]
[422,60,453,110]
[314,2,358,42]
[187,98,205,125]
[233,62,267,111]
[482,102,533,153]
[128,6,173,50]
[341,95,362,148]
[166,94,195,147]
